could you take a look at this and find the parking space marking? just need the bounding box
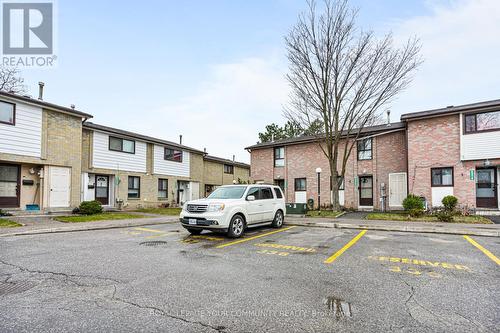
[145,231,180,239]
[324,229,367,264]
[215,226,296,249]
[464,236,500,266]
[133,227,165,234]
[254,243,316,252]
[368,255,472,272]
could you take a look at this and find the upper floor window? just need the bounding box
[0,101,15,125]
[295,178,306,191]
[431,167,453,187]
[464,111,500,134]
[224,164,234,174]
[109,136,135,154]
[274,147,285,167]
[164,147,183,162]
[357,138,372,160]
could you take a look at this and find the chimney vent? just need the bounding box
[38,82,44,100]
[232,155,235,162]
[70,104,75,109]
[203,148,207,154]
[179,135,182,145]
[386,110,391,127]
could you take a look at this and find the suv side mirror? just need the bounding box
[246,195,255,201]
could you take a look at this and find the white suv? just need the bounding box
[179,184,286,238]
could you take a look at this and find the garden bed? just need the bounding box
[366,212,493,224]
[133,207,182,215]
[54,213,148,223]
[0,218,22,228]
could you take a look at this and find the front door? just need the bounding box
[0,164,20,208]
[359,176,373,206]
[48,166,71,208]
[476,168,498,208]
[95,175,109,205]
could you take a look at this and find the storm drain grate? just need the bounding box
[0,281,36,296]
[139,241,168,247]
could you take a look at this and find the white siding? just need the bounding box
[431,187,453,207]
[92,131,147,172]
[0,101,42,157]
[153,145,190,177]
[460,113,500,160]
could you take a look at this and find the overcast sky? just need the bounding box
[19,0,500,163]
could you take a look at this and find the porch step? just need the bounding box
[476,210,500,216]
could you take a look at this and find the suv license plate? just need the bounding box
[189,219,197,225]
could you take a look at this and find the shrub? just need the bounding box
[402,194,424,211]
[442,195,458,213]
[0,209,13,216]
[408,208,425,218]
[435,211,453,222]
[78,200,103,215]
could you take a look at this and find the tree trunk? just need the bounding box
[329,159,341,211]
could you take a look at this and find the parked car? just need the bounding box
[179,184,286,238]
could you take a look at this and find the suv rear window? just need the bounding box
[260,187,274,199]
[273,187,283,199]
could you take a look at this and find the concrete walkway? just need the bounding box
[0,215,178,237]
[286,216,500,237]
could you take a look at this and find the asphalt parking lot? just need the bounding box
[0,223,499,332]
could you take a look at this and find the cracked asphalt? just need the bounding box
[0,223,498,332]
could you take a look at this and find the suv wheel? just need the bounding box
[271,210,284,228]
[186,228,202,235]
[227,215,245,238]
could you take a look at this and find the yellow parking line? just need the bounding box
[463,235,500,266]
[216,226,296,249]
[133,227,165,234]
[145,231,179,239]
[324,230,367,264]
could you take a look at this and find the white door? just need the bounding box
[49,166,71,208]
[190,182,200,200]
[389,173,407,208]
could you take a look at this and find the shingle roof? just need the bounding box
[203,155,250,169]
[0,90,93,119]
[400,99,500,121]
[245,122,406,150]
[83,122,205,154]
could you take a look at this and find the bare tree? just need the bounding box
[284,0,422,209]
[0,67,26,94]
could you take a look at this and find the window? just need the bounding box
[224,164,234,174]
[273,187,283,199]
[128,176,140,198]
[357,138,372,160]
[274,147,285,167]
[295,178,306,191]
[246,187,260,200]
[158,179,168,199]
[109,136,135,154]
[330,176,344,190]
[0,101,15,125]
[164,147,183,162]
[431,167,453,187]
[464,111,500,133]
[261,187,274,199]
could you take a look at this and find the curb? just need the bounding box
[0,218,178,237]
[286,221,500,237]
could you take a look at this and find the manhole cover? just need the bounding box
[324,296,352,319]
[139,241,168,247]
[0,281,36,296]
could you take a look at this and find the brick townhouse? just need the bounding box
[0,89,250,212]
[247,99,500,212]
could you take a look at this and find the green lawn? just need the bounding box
[305,210,343,218]
[54,212,148,223]
[366,212,493,224]
[133,207,182,215]
[0,218,22,228]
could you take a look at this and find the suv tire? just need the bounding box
[227,214,245,238]
[186,228,202,235]
[271,210,284,228]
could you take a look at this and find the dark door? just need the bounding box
[274,179,285,191]
[359,176,373,206]
[0,164,20,208]
[95,175,109,205]
[476,168,497,208]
